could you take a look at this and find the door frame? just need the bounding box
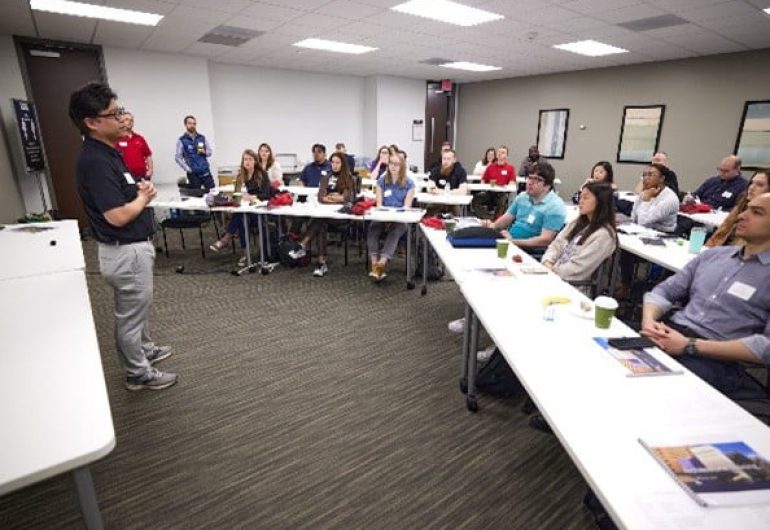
[13,36,108,211]
[424,80,456,169]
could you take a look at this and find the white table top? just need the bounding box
[0,221,85,282]
[680,210,729,228]
[618,224,696,272]
[415,192,473,206]
[468,183,517,193]
[0,227,115,495]
[419,222,770,529]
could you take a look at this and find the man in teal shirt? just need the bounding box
[483,160,566,252]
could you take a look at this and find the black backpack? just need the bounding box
[416,236,446,281]
[475,349,522,398]
[277,236,310,268]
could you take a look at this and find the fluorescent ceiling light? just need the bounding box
[293,38,377,55]
[391,0,503,27]
[553,39,628,57]
[764,8,770,15]
[30,0,163,26]
[440,61,501,72]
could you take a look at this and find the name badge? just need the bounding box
[722,191,732,198]
[123,172,135,185]
[384,189,393,197]
[526,213,536,224]
[439,179,446,186]
[321,170,328,176]
[197,142,204,147]
[118,141,128,147]
[501,170,508,176]
[727,281,755,301]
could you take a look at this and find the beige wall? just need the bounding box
[456,49,770,197]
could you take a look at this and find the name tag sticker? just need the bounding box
[123,172,135,184]
[501,170,507,176]
[526,213,536,224]
[722,191,732,198]
[118,141,127,147]
[439,179,446,186]
[321,170,328,176]
[727,281,755,301]
[384,189,393,197]
[197,142,204,147]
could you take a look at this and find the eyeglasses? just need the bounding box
[526,175,544,183]
[97,107,126,120]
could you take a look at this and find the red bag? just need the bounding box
[679,203,712,214]
[268,191,293,208]
[351,199,376,216]
[421,216,445,230]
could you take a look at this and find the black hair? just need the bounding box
[591,161,614,184]
[184,115,196,124]
[531,160,556,187]
[649,163,673,183]
[68,82,117,135]
[312,143,326,153]
[566,181,617,245]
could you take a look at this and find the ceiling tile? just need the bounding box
[33,12,97,42]
[222,14,285,32]
[240,3,305,23]
[102,0,177,15]
[93,20,156,48]
[0,1,35,35]
[680,1,759,22]
[318,1,381,19]
[176,0,253,14]
[596,3,667,24]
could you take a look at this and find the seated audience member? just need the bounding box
[634,151,679,196]
[707,170,770,247]
[335,141,356,173]
[257,142,283,186]
[482,145,516,186]
[543,182,617,285]
[428,141,452,172]
[299,143,331,187]
[683,155,748,211]
[572,161,615,203]
[288,152,356,277]
[631,163,679,233]
[369,145,390,178]
[473,147,496,175]
[481,160,566,254]
[210,149,277,264]
[640,192,770,404]
[367,154,416,281]
[517,145,540,177]
[427,148,468,194]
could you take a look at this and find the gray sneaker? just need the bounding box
[125,368,178,391]
[146,345,173,365]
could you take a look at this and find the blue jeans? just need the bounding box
[188,171,215,190]
[227,214,263,249]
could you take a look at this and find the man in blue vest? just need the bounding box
[175,114,214,189]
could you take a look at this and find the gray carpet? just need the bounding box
[0,226,596,529]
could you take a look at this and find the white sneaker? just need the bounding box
[477,345,496,363]
[448,317,465,334]
[313,262,328,277]
[288,244,306,260]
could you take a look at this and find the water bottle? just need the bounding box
[444,182,450,194]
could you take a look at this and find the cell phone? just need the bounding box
[607,337,655,350]
[639,237,665,246]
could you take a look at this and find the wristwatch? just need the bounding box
[685,337,699,356]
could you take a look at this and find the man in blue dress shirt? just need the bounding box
[642,192,770,403]
[683,154,748,211]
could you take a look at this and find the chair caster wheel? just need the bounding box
[420,286,427,296]
[466,396,478,412]
[260,267,270,275]
[406,281,415,290]
[459,378,468,394]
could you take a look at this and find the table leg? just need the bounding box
[459,302,471,393]
[420,231,428,296]
[406,223,415,290]
[466,310,479,412]
[72,466,104,530]
[234,212,258,276]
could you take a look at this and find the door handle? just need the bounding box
[430,117,435,153]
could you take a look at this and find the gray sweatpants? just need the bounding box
[367,221,408,261]
[98,241,156,377]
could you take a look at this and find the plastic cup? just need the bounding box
[496,239,509,258]
[232,193,242,206]
[688,227,707,254]
[445,219,457,234]
[594,296,618,329]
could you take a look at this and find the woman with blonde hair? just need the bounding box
[366,154,415,281]
[256,142,283,186]
[706,169,769,247]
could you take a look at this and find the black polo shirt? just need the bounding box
[76,136,154,244]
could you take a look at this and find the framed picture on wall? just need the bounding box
[536,108,569,159]
[617,105,665,164]
[734,100,770,170]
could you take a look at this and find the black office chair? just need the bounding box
[159,183,220,258]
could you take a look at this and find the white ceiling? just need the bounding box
[2,0,770,82]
